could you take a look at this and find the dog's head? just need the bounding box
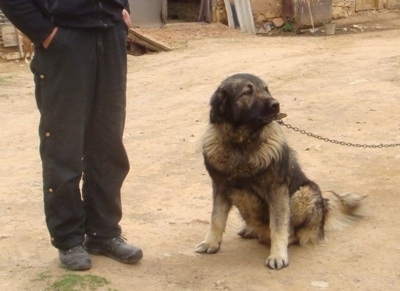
[209,74,280,130]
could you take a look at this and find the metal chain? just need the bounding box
[276,120,400,148]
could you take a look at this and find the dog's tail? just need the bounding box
[323,191,367,231]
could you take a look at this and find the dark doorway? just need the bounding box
[168,0,201,22]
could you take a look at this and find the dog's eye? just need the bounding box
[242,90,251,95]
[241,86,253,96]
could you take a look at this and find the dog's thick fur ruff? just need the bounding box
[195,73,366,270]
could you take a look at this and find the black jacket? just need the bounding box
[0,0,130,45]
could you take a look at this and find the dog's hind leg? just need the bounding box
[195,186,232,254]
[290,185,327,246]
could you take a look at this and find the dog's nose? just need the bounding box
[270,100,280,112]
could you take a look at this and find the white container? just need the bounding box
[324,23,336,35]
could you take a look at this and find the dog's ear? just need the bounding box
[209,87,227,124]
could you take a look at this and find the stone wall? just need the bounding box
[214,0,284,28]
[214,0,229,24]
[213,0,380,26]
[332,0,355,18]
[252,0,283,23]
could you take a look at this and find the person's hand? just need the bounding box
[122,9,131,28]
[42,27,58,49]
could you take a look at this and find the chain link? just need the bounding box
[277,120,400,148]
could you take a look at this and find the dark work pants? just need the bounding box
[30,23,130,250]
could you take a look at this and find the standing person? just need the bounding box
[0,0,143,271]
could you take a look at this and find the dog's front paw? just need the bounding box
[265,254,289,270]
[195,241,220,254]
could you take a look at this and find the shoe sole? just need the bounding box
[60,262,91,271]
[86,248,143,264]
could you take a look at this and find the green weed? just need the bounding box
[32,271,112,291]
[48,273,110,291]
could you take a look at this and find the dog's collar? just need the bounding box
[275,113,287,120]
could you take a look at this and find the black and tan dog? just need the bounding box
[195,73,365,270]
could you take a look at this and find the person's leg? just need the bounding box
[31,27,97,269]
[82,23,129,239]
[83,22,142,264]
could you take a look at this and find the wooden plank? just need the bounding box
[130,36,164,52]
[233,0,256,34]
[128,28,172,52]
[15,27,23,59]
[223,0,236,29]
[211,0,218,22]
[161,0,168,24]
[198,0,211,22]
[205,0,211,22]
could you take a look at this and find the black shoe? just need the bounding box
[84,236,143,264]
[58,245,91,271]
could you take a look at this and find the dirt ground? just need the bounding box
[1,11,400,291]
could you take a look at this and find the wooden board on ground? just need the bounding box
[127,28,172,54]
